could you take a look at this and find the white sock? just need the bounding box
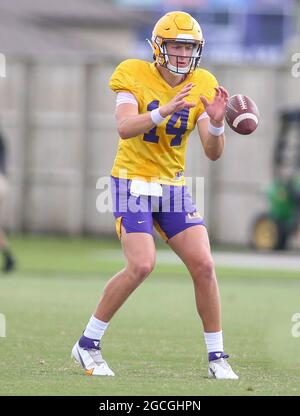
[204,330,223,353]
[83,316,109,340]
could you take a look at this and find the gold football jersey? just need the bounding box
[109,59,218,185]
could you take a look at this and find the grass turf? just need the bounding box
[0,235,300,396]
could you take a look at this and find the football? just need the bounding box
[225,94,259,135]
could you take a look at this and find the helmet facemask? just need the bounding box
[150,36,204,75]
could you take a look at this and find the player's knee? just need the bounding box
[191,256,215,282]
[128,259,155,283]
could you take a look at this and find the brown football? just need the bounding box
[225,94,259,135]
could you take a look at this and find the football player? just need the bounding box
[72,11,238,380]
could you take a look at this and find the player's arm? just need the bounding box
[197,117,225,161]
[116,102,154,139]
[116,84,195,139]
[197,86,228,161]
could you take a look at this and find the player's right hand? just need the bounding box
[159,83,196,117]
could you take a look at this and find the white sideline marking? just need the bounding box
[91,249,300,271]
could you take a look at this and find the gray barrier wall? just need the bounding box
[0,56,298,244]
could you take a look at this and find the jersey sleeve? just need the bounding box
[109,60,140,99]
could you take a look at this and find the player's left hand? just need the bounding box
[200,86,229,125]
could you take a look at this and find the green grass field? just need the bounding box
[0,236,300,396]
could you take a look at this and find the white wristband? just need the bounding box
[208,120,225,136]
[150,108,166,125]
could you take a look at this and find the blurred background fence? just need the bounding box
[0,0,300,246]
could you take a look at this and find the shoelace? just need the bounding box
[88,348,105,365]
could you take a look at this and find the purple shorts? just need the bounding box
[111,176,205,241]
